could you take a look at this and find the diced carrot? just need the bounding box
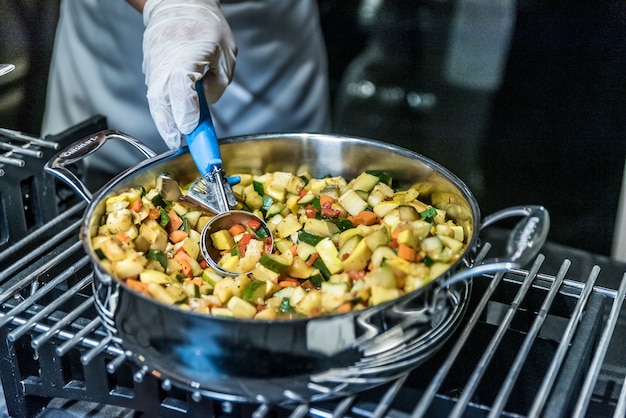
[188,278,203,287]
[306,252,319,267]
[397,243,416,262]
[148,207,161,220]
[357,210,378,226]
[169,229,188,243]
[299,189,307,198]
[349,211,377,226]
[336,302,352,314]
[391,227,404,239]
[199,259,209,269]
[279,278,300,287]
[129,199,143,212]
[247,219,261,231]
[167,209,183,232]
[320,194,334,207]
[388,239,399,249]
[228,224,246,236]
[238,233,253,257]
[290,244,298,256]
[305,204,318,218]
[126,279,148,294]
[116,231,132,243]
[264,238,273,254]
[179,258,193,278]
[174,249,190,262]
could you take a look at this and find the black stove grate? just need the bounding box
[0,116,107,252]
[1,201,626,417]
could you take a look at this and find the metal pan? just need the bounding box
[45,130,549,404]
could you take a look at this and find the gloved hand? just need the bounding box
[142,0,237,149]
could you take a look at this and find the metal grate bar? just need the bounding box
[411,249,504,418]
[31,294,94,349]
[0,240,83,303]
[613,375,626,418]
[0,202,84,268]
[572,272,626,417]
[55,316,102,356]
[0,253,89,328]
[528,265,601,416]
[487,259,570,417]
[447,254,546,417]
[7,273,93,342]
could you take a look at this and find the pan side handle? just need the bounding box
[441,205,550,288]
[44,129,158,202]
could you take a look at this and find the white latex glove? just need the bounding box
[142,0,237,148]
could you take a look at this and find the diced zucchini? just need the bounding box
[287,256,315,279]
[338,189,368,216]
[370,285,401,306]
[112,252,146,279]
[437,234,464,253]
[398,205,419,221]
[139,220,168,252]
[367,183,395,207]
[303,218,339,237]
[227,296,257,319]
[315,238,343,274]
[259,253,291,273]
[275,213,303,238]
[182,238,200,260]
[255,306,278,320]
[147,283,178,305]
[338,235,362,261]
[201,268,224,285]
[364,225,389,251]
[295,288,322,316]
[321,281,349,312]
[251,264,281,282]
[370,245,397,269]
[421,236,443,253]
[211,307,234,318]
[320,184,340,200]
[429,262,451,281]
[364,264,396,288]
[396,228,418,249]
[341,238,372,271]
[351,172,380,192]
[210,229,235,251]
[296,241,317,261]
[139,269,171,284]
[373,201,399,218]
[213,277,236,304]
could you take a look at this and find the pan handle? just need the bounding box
[44,129,158,203]
[439,205,550,288]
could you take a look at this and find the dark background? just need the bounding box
[1,0,625,257]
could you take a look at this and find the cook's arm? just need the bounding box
[126,0,146,13]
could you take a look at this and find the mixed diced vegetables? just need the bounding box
[92,170,468,319]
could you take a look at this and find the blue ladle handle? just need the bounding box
[185,80,222,177]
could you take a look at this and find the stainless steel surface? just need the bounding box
[200,210,274,276]
[0,64,15,77]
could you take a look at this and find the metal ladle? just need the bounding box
[184,80,273,276]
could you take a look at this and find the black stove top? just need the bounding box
[1,117,626,417]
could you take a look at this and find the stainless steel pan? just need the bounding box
[46,130,549,403]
